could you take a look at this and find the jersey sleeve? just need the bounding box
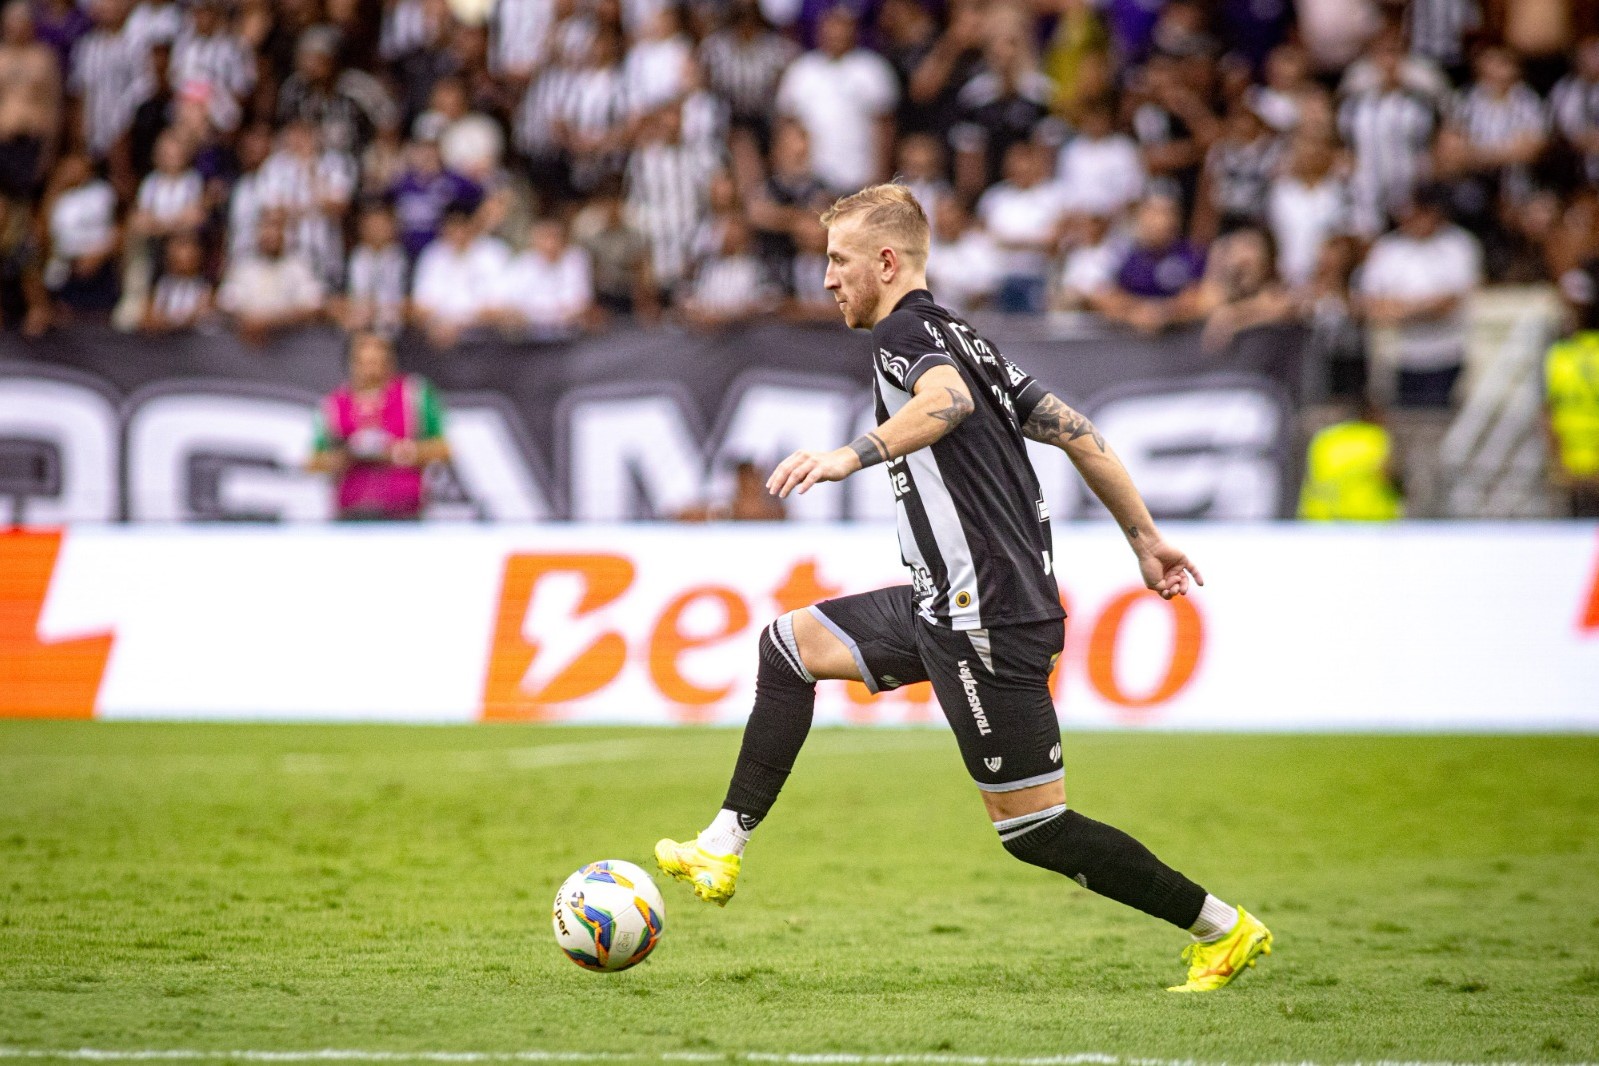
[871,311,960,393]
[1000,355,1049,424]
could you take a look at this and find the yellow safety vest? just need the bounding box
[1545,332,1599,478]
[1298,420,1404,521]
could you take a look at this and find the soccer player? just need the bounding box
[656,184,1272,993]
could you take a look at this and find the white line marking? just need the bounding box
[0,1051,1590,1066]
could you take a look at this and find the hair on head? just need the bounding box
[819,183,930,263]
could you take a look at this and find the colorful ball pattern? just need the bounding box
[552,860,666,972]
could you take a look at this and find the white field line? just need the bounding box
[279,740,654,775]
[0,1051,1590,1066]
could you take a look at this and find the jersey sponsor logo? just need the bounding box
[921,321,947,349]
[984,756,1002,773]
[957,659,991,736]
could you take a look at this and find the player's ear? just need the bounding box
[879,245,898,282]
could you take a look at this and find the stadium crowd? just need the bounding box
[1,0,1598,412]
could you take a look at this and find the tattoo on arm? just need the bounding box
[1126,525,1140,541]
[927,386,974,427]
[1021,393,1107,453]
[850,431,891,469]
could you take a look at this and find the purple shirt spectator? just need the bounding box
[31,0,92,75]
[389,163,480,259]
[1116,240,1206,298]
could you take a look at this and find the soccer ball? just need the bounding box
[552,860,666,972]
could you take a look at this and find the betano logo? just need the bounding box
[0,530,114,718]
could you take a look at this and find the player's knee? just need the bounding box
[758,613,816,689]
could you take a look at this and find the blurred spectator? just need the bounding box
[1266,132,1354,289]
[1550,36,1599,188]
[256,118,357,286]
[976,141,1067,313]
[573,184,658,320]
[416,76,505,179]
[169,0,253,123]
[1339,33,1441,234]
[217,213,324,343]
[0,193,48,335]
[336,201,408,335]
[1297,396,1404,521]
[31,0,92,79]
[895,133,953,227]
[901,0,984,143]
[1434,45,1548,223]
[42,152,121,322]
[699,1,797,173]
[877,0,939,137]
[1545,260,1599,516]
[307,331,451,521]
[390,137,480,259]
[1357,185,1482,407]
[1296,0,1383,75]
[557,28,630,196]
[486,0,554,87]
[749,121,830,290]
[782,216,836,321]
[926,197,1000,315]
[950,8,1058,200]
[0,1,62,202]
[1126,54,1216,213]
[277,24,388,154]
[70,0,151,166]
[1247,44,1326,135]
[1299,236,1368,401]
[130,130,204,242]
[1090,192,1208,333]
[493,217,595,339]
[1404,0,1481,81]
[1192,101,1282,242]
[626,102,717,294]
[679,59,730,159]
[226,122,274,266]
[623,6,690,116]
[774,6,896,194]
[1055,207,1125,311]
[123,0,181,54]
[1056,95,1145,219]
[680,214,778,328]
[140,232,213,332]
[409,203,508,347]
[1197,226,1296,351]
[126,40,174,180]
[1340,25,1450,101]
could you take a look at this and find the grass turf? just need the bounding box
[1,723,1597,1064]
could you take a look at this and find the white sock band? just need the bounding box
[697,808,752,857]
[1189,894,1239,941]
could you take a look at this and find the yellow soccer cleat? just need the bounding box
[654,837,741,907]
[1167,908,1273,992]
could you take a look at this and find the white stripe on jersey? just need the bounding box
[874,359,983,631]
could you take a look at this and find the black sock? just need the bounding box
[1001,809,1207,929]
[721,623,816,828]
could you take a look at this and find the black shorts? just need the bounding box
[809,587,1065,793]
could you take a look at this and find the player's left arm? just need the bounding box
[766,364,973,498]
[1021,391,1202,600]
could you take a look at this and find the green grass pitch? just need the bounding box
[2,723,1598,1065]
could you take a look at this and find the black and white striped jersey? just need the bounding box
[869,289,1064,632]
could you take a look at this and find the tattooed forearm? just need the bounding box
[1022,393,1107,453]
[849,431,891,469]
[927,386,974,427]
[1126,525,1141,540]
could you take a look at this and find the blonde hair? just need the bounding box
[819,183,930,265]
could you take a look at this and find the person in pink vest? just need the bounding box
[307,332,450,520]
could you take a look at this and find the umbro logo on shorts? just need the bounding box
[984,757,1002,773]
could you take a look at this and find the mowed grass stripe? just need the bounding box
[2,1052,1595,1066]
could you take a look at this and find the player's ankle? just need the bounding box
[696,808,754,857]
[1188,895,1239,941]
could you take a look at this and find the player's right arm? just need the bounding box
[1022,392,1203,600]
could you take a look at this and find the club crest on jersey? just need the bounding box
[878,347,911,382]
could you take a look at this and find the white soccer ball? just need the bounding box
[552,859,666,972]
